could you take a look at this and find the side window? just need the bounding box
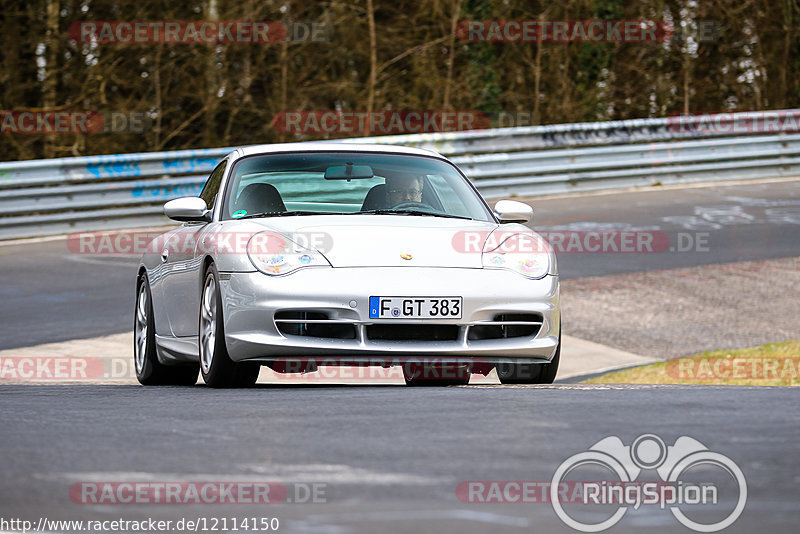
[199,160,227,210]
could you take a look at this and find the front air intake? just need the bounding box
[366,324,460,341]
[467,313,543,340]
[274,310,357,339]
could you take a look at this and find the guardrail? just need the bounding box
[2,110,800,239]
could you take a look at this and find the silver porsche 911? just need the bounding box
[135,143,560,387]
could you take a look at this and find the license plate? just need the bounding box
[369,296,462,319]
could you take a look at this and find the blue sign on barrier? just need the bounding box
[131,184,203,198]
[86,161,142,178]
[162,157,220,173]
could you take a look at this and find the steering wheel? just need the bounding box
[391,201,433,210]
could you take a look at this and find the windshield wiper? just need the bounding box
[236,210,338,220]
[358,209,473,220]
[236,209,473,220]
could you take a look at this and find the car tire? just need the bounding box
[199,264,260,388]
[134,275,199,386]
[402,361,471,386]
[496,333,560,385]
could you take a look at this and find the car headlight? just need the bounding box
[247,231,331,276]
[482,232,551,279]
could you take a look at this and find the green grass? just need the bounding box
[585,340,800,386]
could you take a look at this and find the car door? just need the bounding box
[161,159,227,338]
[148,225,184,338]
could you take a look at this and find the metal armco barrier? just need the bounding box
[2,110,800,239]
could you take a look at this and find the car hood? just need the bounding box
[248,215,500,268]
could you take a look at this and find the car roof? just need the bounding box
[233,142,445,160]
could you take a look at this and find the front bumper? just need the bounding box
[220,267,559,365]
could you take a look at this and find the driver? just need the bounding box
[386,175,424,207]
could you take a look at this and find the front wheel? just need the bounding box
[134,275,199,386]
[496,336,561,385]
[199,264,260,388]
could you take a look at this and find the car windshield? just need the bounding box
[221,151,494,222]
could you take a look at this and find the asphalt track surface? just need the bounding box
[0,384,798,533]
[0,178,798,350]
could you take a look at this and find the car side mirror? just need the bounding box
[164,197,211,222]
[493,200,533,223]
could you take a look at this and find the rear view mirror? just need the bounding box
[164,197,210,222]
[324,164,374,180]
[493,200,533,223]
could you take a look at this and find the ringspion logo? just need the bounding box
[551,434,746,532]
